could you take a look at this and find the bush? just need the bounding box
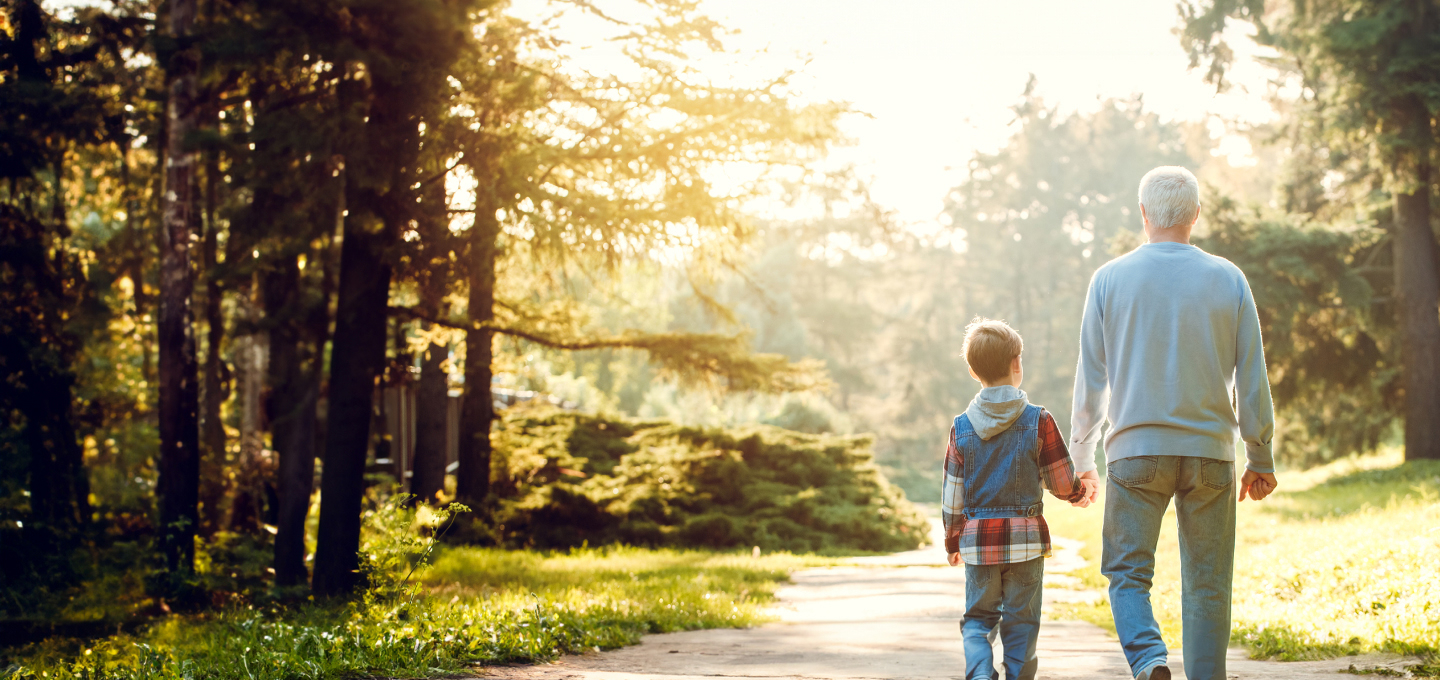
[488,405,928,553]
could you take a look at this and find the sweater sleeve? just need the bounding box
[1235,272,1276,473]
[1068,269,1107,474]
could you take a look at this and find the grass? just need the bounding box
[2,546,834,679]
[1045,447,1440,663]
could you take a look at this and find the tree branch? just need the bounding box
[388,304,828,392]
[390,304,711,350]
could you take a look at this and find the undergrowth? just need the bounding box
[2,498,830,679]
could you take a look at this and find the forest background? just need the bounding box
[2,0,1439,670]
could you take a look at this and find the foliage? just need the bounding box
[486,404,928,553]
[3,540,824,679]
[1179,0,1440,190]
[1047,449,1440,661]
[0,0,153,604]
[1198,194,1399,465]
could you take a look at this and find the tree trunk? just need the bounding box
[312,208,395,596]
[227,283,270,533]
[411,336,449,504]
[457,200,499,506]
[157,0,201,575]
[265,255,318,586]
[1394,164,1440,461]
[198,144,227,537]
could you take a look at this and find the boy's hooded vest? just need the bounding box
[953,401,1044,520]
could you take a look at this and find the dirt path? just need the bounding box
[485,521,1418,679]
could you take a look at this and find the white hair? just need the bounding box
[1138,166,1200,229]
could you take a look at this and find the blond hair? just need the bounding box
[963,317,1023,383]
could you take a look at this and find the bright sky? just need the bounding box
[46,0,1275,227]
[511,0,1278,226]
[695,0,1276,226]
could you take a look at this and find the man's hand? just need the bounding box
[947,552,961,567]
[1071,470,1101,507]
[1239,469,1277,502]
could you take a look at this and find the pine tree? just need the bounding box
[1180,0,1440,460]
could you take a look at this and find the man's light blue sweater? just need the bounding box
[1069,241,1276,474]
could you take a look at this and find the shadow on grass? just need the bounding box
[1261,460,1440,522]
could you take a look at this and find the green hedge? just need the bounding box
[487,406,929,553]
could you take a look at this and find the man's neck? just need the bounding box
[1146,227,1192,245]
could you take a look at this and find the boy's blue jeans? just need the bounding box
[1103,455,1236,680]
[962,557,1043,680]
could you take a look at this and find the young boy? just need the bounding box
[942,317,1097,680]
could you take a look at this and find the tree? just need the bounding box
[310,0,479,596]
[433,1,846,510]
[1180,0,1440,460]
[156,0,203,575]
[0,0,153,604]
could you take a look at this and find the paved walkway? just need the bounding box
[486,521,1420,679]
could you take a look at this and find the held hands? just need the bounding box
[1239,469,1277,502]
[1070,470,1100,508]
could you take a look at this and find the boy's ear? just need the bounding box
[1011,355,1022,374]
[967,364,981,383]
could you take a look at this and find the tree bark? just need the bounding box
[198,142,227,537]
[312,206,395,596]
[456,198,499,506]
[273,172,344,587]
[1394,164,1440,461]
[227,282,269,533]
[265,255,317,586]
[411,336,449,503]
[157,0,202,574]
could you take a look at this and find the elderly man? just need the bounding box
[1069,166,1277,680]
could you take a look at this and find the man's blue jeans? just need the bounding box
[962,557,1044,680]
[1103,455,1236,680]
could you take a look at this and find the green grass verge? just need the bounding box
[1045,448,1440,662]
[3,547,833,679]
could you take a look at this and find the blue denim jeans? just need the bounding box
[1103,455,1236,680]
[963,557,1044,680]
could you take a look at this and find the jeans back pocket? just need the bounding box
[1201,460,1234,490]
[1107,456,1158,487]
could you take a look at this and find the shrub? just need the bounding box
[488,405,928,553]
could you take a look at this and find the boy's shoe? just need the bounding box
[1136,662,1171,680]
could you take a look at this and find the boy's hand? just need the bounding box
[1071,470,1100,507]
[947,552,961,567]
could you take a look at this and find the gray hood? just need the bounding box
[964,385,1030,440]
